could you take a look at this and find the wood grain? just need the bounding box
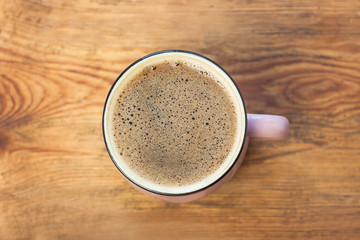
[1,0,360,239]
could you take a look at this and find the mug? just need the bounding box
[103,50,289,203]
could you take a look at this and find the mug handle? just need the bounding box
[247,114,289,141]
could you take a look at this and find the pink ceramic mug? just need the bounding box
[103,50,289,203]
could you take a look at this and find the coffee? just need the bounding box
[110,58,239,188]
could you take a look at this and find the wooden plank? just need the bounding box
[1,0,360,239]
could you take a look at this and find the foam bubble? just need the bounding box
[112,60,237,187]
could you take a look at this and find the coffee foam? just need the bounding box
[104,52,246,195]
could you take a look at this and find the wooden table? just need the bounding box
[1,0,360,239]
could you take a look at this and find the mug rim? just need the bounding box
[102,50,248,196]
